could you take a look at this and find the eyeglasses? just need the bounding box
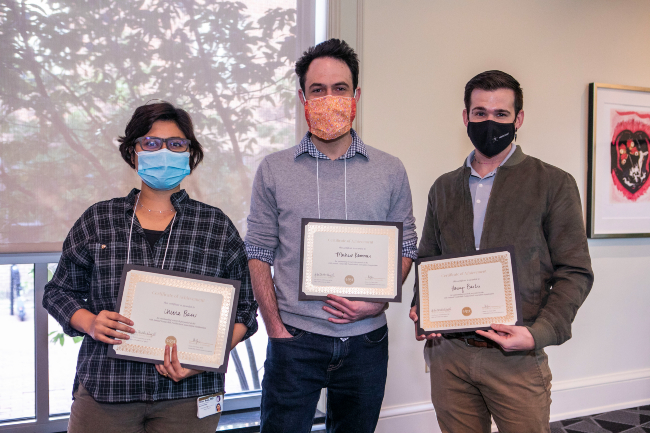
[135,136,191,152]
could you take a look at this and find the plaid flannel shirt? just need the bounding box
[43,189,258,403]
[246,130,418,264]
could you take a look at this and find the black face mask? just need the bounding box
[467,120,516,157]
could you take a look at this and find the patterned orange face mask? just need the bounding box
[304,95,357,141]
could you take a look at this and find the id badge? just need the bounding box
[197,393,223,419]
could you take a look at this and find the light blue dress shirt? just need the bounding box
[466,145,518,250]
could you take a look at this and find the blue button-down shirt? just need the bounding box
[466,145,517,250]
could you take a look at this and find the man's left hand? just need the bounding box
[475,324,535,352]
[323,294,386,324]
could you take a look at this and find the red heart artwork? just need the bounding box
[610,111,650,201]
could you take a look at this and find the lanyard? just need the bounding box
[126,193,176,269]
[316,155,348,220]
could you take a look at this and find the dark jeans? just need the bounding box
[260,324,389,433]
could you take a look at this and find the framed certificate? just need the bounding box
[298,218,403,302]
[416,247,522,335]
[107,265,240,373]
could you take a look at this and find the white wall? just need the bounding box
[351,1,650,431]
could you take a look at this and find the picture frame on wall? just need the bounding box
[587,83,650,238]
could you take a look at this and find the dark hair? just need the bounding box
[295,38,359,93]
[464,70,523,117]
[118,102,204,171]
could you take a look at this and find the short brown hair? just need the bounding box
[118,102,204,171]
[464,70,523,116]
[295,39,359,93]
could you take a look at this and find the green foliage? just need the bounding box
[48,330,83,346]
[0,0,297,247]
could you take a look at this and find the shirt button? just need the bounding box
[476,199,481,203]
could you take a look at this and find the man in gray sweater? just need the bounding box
[245,39,417,432]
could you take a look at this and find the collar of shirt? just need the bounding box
[124,188,189,216]
[466,144,518,179]
[294,129,369,160]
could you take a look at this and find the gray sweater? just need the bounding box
[246,139,417,337]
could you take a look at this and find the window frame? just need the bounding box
[0,250,266,432]
[0,0,326,430]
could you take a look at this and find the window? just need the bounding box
[46,263,82,417]
[0,0,322,430]
[0,264,35,422]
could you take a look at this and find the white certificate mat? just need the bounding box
[416,248,522,334]
[108,265,240,373]
[299,219,403,302]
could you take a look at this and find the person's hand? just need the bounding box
[409,305,442,341]
[267,326,293,339]
[475,324,535,352]
[323,294,385,324]
[155,344,203,382]
[86,310,134,344]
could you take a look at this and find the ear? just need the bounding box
[298,89,306,105]
[463,109,469,128]
[515,109,524,130]
[354,87,361,102]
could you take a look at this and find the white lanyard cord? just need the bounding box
[126,193,141,265]
[316,157,321,219]
[160,213,176,270]
[127,192,176,269]
[316,156,348,221]
[344,156,348,220]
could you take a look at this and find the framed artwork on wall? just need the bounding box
[587,83,650,238]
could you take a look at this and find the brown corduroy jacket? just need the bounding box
[417,146,594,349]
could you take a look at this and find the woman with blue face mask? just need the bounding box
[43,102,258,433]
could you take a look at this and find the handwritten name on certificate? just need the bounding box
[417,249,520,333]
[299,219,403,302]
[110,267,239,372]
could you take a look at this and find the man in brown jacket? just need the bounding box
[409,70,594,433]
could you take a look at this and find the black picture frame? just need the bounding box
[415,246,522,336]
[587,82,650,238]
[107,264,240,373]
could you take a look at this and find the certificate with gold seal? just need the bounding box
[107,265,240,373]
[298,219,403,302]
[416,247,522,335]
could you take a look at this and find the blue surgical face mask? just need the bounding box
[136,148,190,191]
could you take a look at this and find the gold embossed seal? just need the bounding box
[344,275,354,285]
[462,307,472,317]
[165,336,177,347]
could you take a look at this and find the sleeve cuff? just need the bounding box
[236,308,259,341]
[60,303,87,338]
[402,238,418,260]
[526,318,558,350]
[245,243,274,266]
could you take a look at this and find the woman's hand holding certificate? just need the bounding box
[70,309,135,345]
[155,343,202,382]
[108,265,241,373]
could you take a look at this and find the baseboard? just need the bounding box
[376,368,650,431]
[549,368,650,421]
